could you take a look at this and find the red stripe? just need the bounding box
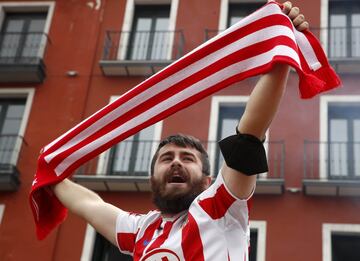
[198,184,236,219]
[133,217,162,260]
[181,213,205,261]
[145,220,173,253]
[117,231,138,253]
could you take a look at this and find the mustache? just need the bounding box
[164,165,188,180]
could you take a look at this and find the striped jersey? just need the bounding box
[116,173,252,261]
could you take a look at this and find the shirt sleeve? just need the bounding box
[115,210,146,255]
[196,171,254,230]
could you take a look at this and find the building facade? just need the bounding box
[0,0,359,260]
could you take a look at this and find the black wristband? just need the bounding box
[218,132,268,176]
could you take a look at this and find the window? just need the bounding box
[329,0,360,58]
[127,5,170,60]
[214,103,246,174]
[328,103,360,179]
[250,221,266,261]
[92,233,132,261]
[228,2,264,27]
[0,98,25,166]
[323,224,360,261]
[0,12,47,63]
[108,124,157,176]
[332,234,360,261]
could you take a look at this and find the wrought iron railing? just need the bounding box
[0,32,51,64]
[0,134,27,173]
[304,140,360,180]
[204,26,360,59]
[102,30,185,61]
[76,140,285,179]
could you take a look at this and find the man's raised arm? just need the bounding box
[221,1,309,199]
[53,179,121,245]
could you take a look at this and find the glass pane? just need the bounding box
[229,16,243,26]
[112,136,134,173]
[1,119,22,134]
[0,135,16,164]
[217,118,238,172]
[130,18,151,60]
[29,19,46,32]
[7,104,25,118]
[354,120,360,176]
[329,119,348,176]
[151,18,169,60]
[134,125,155,172]
[0,20,24,58]
[330,14,347,57]
[352,14,360,57]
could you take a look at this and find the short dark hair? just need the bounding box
[150,134,210,176]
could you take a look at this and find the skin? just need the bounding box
[53,1,309,247]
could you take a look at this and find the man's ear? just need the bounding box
[204,176,212,187]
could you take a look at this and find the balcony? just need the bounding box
[0,135,27,191]
[303,141,360,197]
[0,32,50,83]
[73,140,285,194]
[99,30,185,76]
[311,26,360,73]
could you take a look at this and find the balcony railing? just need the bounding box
[0,32,50,82]
[74,140,285,194]
[103,30,185,61]
[205,26,360,60]
[303,140,360,196]
[0,134,27,191]
[100,30,185,76]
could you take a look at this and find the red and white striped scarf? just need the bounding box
[30,1,340,239]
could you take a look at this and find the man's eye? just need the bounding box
[183,157,194,162]
[161,157,172,162]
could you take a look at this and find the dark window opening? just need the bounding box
[332,233,360,261]
[127,5,170,60]
[92,233,132,261]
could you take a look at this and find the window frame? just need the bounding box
[323,223,360,261]
[118,0,179,60]
[0,2,55,60]
[218,0,267,31]
[0,88,34,165]
[320,95,360,179]
[96,95,163,177]
[249,220,267,261]
[0,204,4,225]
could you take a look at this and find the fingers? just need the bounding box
[282,1,309,31]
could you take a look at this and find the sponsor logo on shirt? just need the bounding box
[140,248,180,261]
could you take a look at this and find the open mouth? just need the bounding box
[169,175,186,183]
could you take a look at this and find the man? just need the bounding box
[53,2,309,260]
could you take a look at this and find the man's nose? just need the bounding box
[170,157,182,167]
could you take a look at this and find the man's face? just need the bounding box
[150,143,211,214]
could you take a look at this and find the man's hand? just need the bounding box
[282,1,309,31]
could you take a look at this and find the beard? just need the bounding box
[150,168,208,215]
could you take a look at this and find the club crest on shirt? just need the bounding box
[140,248,180,261]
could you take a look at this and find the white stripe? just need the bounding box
[294,29,322,71]
[54,45,299,175]
[45,25,295,164]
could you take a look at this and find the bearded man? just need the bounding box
[53,2,309,260]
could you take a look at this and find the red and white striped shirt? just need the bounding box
[116,173,252,261]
